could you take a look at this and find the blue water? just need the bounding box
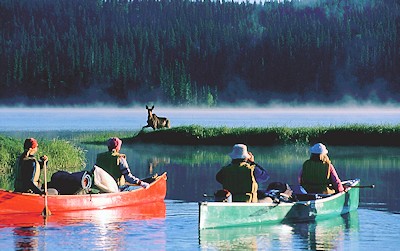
[0,106,399,131]
[1,203,399,250]
[1,106,400,250]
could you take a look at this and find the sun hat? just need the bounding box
[24,138,38,150]
[107,137,122,151]
[310,143,328,155]
[229,144,251,160]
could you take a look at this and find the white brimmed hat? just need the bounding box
[229,144,251,159]
[310,143,328,155]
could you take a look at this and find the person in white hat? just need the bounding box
[216,144,270,202]
[298,143,344,194]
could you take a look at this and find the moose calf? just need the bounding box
[142,105,170,130]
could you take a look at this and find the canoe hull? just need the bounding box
[0,172,167,215]
[199,179,360,229]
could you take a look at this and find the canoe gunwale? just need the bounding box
[200,178,360,207]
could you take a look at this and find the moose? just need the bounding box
[142,105,170,130]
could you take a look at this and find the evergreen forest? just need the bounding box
[1,0,399,106]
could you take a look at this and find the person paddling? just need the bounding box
[95,137,150,191]
[14,138,56,195]
[216,144,270,202]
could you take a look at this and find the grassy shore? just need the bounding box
[128,125,400,146]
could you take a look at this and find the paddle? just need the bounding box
[346,184,375,189]
[41,157,51,217]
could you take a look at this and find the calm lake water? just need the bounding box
[1,107,400,250]
[1,106,399,131]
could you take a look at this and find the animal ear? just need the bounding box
[151,105,154,109]
[146,105,148,109]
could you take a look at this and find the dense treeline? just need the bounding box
[0,0,399,106]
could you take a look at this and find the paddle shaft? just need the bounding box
[347,184,375,188]
[42,160,51,217]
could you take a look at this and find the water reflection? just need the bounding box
[81,143,400,213]
[4,202,167,250]
[199,211,359,250]
[292,211,359,250]
[13,227,40,250]
[0,202,166,229]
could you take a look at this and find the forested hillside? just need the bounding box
[0,0,399,106]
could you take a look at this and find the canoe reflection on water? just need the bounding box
[199,210,359,250]
[0,201,166,228]
[6,202,166,250]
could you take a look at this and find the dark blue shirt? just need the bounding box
[251,162,270,184]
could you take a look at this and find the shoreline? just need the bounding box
[2,124,400,146]
[129,125,400,146]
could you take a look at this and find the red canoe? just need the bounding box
[0,172,167,215]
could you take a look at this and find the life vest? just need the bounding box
[301,159,333,194]
[95,150,126,186]
[218,161,258,202]
[14,153,41,193]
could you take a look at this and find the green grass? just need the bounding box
[128,124,400,146]
[0,135,86,190]
[0,136,21,188]
[65,130,137,145]
[0,131,137,190]
[28,124,400,147]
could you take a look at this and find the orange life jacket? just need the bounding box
[217,161,258,202]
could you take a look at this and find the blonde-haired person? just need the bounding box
[299,143,344,194]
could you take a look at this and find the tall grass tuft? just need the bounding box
[0,136,21,190]
[0,136,86,190]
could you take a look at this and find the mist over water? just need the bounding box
[0,105,399,132]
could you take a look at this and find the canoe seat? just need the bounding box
[295,193,331,201]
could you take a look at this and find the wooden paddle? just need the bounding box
[346,184,375,189]
[41,157,51,217]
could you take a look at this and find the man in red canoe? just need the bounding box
[95,137,150,191]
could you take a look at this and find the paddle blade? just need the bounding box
[41,207,52,218]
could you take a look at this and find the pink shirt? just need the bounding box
[298,163,344,193]
[328,164,344,192]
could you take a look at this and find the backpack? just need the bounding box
[258,182,298,203]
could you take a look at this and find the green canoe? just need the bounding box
[199,179,360,229]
